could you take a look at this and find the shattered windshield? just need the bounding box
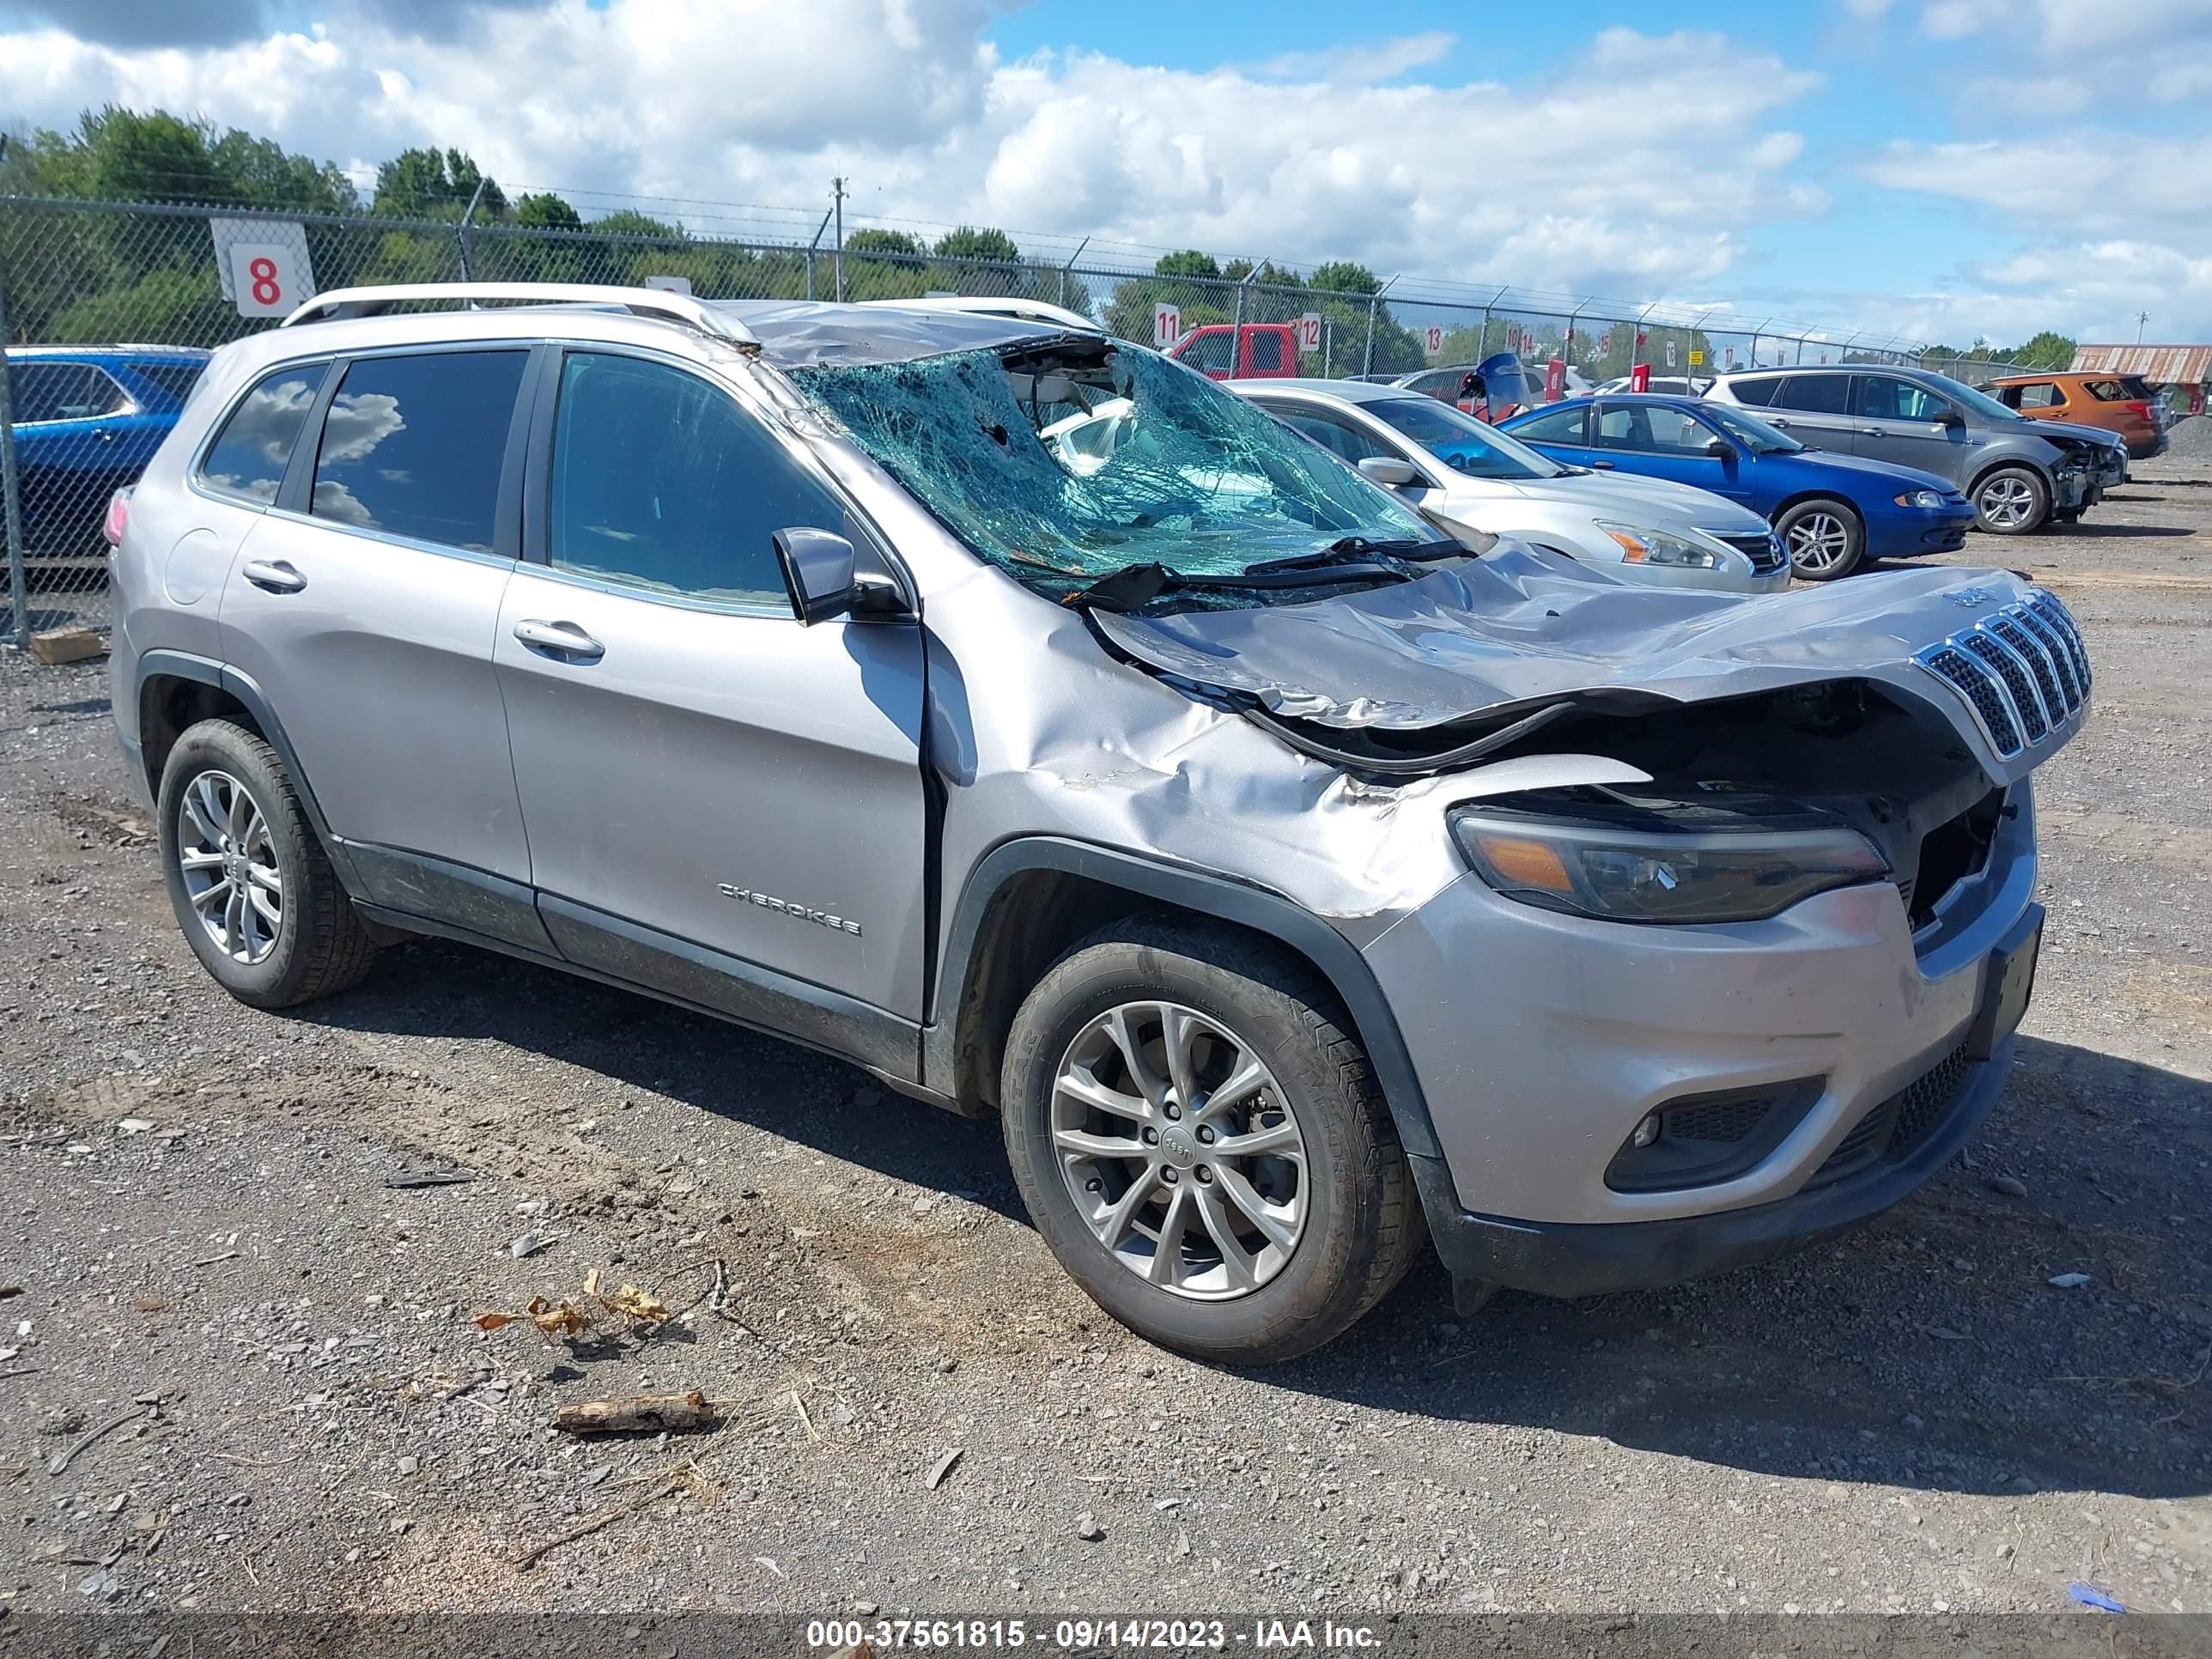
[793,339,1435,584]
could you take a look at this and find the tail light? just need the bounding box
[2124,401,2152,420]
[102,489,130,549]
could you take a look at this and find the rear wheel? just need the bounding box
[158,720,378,1009]
[1000,919,1420,1364]
[1775,498,1863,580]
[1972,466,2050,535]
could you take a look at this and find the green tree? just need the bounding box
[373,147,505,220]
[932,225,1021,264]
[845,227,928,265]
[512,191,582,230]
[1308,261,1382,296]
[1154,248,1221,281]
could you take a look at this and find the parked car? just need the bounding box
[1980,372,2170,461]
[1706,365,2112,534]
[3,345,210,553]
[1165,321,1298,380]
[1500,393,1977,580]
[112,283,2085,1363]
[1231,379,1788,592]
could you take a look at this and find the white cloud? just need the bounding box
[1249,32,1455,85]
[0,6,1825,305]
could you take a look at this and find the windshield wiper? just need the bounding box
[1063,550,1431,613]
[1244,536,1458,575]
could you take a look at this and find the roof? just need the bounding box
[711,300,1090,369]
[1223,377,1425,404]
[2069,343,2212,383]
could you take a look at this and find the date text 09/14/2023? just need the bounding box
[805,1618,1384,1650]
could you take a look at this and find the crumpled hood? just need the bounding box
[1089,546,2082,781]
[1504,469,1768,532]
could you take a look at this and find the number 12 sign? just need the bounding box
[1297,312,1322,353]
[228,241,311,319]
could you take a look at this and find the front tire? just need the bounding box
[1000,918,1420,1364]
[1775,498,1864,580]
[158,719,378,1009]
[1972,465,2051,535]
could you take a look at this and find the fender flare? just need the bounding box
[927,836,1442,1159]
[134,649,340,848]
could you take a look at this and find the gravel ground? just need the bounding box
[0,474,2208,1627]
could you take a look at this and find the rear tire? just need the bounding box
[1775,497,1863,580]
[1000,918,1420,1364]
[158,719,378,1009]
[1972,465,2051,535]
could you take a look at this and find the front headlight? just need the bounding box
[1595,521,1723,569]
[1450,801,1889,924]
[1894,489,1946,508]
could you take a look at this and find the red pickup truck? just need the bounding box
[1165,322,1300,380]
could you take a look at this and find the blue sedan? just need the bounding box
[1499,393,1978,580]
[5,345,210,554]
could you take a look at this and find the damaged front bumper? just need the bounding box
[1364,786,2043,1298]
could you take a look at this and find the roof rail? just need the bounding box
[280,283,757,344]
[866,295,1103,335]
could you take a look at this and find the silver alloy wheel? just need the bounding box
[1050,1000,1307,1300]
[1978,474,2037,529]
[176,769,283,965]
[1785,511,1851,574]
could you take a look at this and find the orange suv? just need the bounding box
[1982,372,2170,460]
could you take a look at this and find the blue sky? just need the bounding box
[4,0,2209,344]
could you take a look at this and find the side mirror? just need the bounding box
[1357,455,1421,487]
[1705,437,1737,460]
[1933,408,1964,428]
[773,527,857,626]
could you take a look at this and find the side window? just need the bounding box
[1593,404,1648,449]
[1179,331,1234,374]
[1726,376,1781,407]
[1269,408,1393,465]
[130,360,208,405]
[1246,330,1285,373]
[310,350,527,552]
[2014,382,2064,409]
[198,362,331,504]
[2082,380,2128,401]
[548,351,838,606]
[1776,374,1850,415]
[1510,404,1588,443]
[12,362,131,423]
[1856,376,1948,422]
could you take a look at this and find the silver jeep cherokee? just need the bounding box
[108,283,2087,1363]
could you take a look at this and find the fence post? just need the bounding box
[0,262,27,651]
[456,177,489,283]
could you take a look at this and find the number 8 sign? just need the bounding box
[228,242,306,319]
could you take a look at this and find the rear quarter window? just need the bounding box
[130,361,209,405]
[1725,376,1782,407]
[197,362,332,504]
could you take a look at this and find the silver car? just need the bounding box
[1231,378,1788,592]
[109,283,2085,1363]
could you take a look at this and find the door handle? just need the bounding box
[1767,417,1790,428]
[1860,427,1887,436]
[240,559,307,594]
[513,618,605,661]
[1591,459,1616,470]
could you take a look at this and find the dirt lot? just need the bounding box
[0,468,2208,1627]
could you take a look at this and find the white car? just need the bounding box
[1230,378,1788,594]
[1593,374,1713,396]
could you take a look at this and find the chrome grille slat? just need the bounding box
[1960,632,2045,742]
[1913,591,2091,759]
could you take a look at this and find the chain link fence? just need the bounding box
[0,193,1977,647]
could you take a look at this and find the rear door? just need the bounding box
[1850,374,1972,481]
[492,345,930,1022]
[1754,373,1857,451]
[216,344,541,941]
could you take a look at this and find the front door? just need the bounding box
[216,345,538,933]
[1590,401,1752,502]
[492,348,930,1022]
[1850,374,1974,479]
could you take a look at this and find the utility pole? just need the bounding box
[831,177,848,303]
[2136,310,2150,344]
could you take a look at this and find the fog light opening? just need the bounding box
[1631,1113,1662,1149]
